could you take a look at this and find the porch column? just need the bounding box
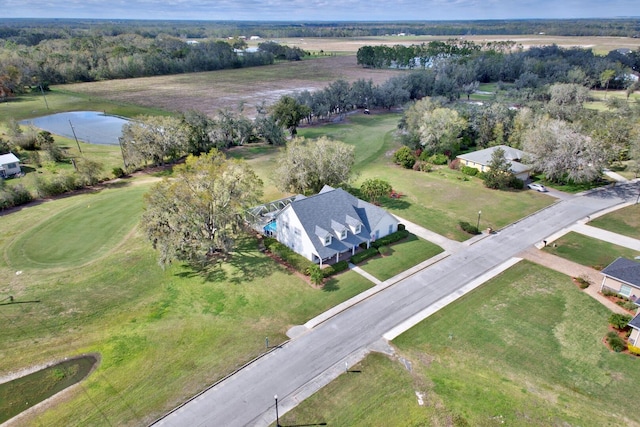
[600,277,606,292]
[352,245,356,255]
[366,239,370,249]
[335,252,339,263]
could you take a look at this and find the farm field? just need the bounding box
[277,261,640,427]
[0,180,375,426]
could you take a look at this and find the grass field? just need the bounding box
[0,181,375,426]
[589,204,640,239]
[543,231,639,269]
[278,261,640,426]
[358,234,443,282]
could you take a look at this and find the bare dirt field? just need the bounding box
[61,55,404,118]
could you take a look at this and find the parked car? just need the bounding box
[527,183,548,192]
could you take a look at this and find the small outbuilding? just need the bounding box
[0,152,21,178]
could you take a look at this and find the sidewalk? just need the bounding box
[519,247,628,315]
[572,223,640,251]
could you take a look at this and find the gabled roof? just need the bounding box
[456,145,531,174]
[629,313,640,331]
[279,186,395,260]
[601,257,640,288]
[0,152,20,166]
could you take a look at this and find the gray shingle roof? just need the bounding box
[282,186,392,260]
[456,145,532,174]
[601,257,640,288]
[629,313,640,330]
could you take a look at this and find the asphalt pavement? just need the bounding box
[154,182,636,427]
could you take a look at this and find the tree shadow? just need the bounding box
[322,278,340,292]
[380,197,411,210]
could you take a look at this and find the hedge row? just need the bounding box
[350,247,379,264]
[371,229,410,249]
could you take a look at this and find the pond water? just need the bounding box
[0,354,99,424]
[21,111,130,145]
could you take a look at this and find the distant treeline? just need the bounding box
[1,18,640,40]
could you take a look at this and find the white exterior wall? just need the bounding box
[0,161,21,177]
[369,213,399,241]
[630,328,640,347]
[276,206,317,262]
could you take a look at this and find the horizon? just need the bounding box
[2,0,640,22]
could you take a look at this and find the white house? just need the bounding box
[0,152,21,178]
[456,145,532,181]
[274,186,399,265]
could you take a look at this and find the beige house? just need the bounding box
[600,257,640,301]
[456,145,532,181]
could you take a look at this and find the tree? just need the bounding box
[599,69,616,98]
[418,107,467,155]
[308,264,324,286]
[273,137,355,195]
[523,117,606,183]
[271,95,311,136]
[482,147,515,190]
[462,81,479,100]
[141,149,263,268]
[392,146,416,169]
[360,178,392,205]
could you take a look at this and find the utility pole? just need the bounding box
[69,120,83,154]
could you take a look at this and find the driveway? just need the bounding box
[154,182,632,427]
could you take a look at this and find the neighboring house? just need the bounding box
[600,257,640,302]
[275,186,399,265]
[0,152,21,178]
[456,145,532,181]
[628,310,640,347]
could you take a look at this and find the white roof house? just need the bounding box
[274,186,399,265]
[0,152,21,178]
[456,145,532,181]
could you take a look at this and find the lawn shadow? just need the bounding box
[322,278,340,292]
[174,260,228,283]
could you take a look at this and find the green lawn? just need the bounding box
[279,261,640,426]
[0,183,373,426]
[358,234,443,281]
[543,231,639,270]
[589,204,640,240]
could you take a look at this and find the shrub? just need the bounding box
[378,246,391,256]
[602,288,618,297]
[575,275,591,289]
[461,166,479,176]
[412,160,433,172]
[606,331,627,352]
[112,167,126,178]
[448,158,460,170]
[459,221,480,235]
[617,300,638,311]
[398,223,406,231]
[350,247,379,264]
[264,237,316,274]
[609,313,632,330]
[428,153,449,165]
[393,146,416,169]
[509,176,525,190]
[330,260,349,274]
[308,264,324,286]
[370,229,410,248]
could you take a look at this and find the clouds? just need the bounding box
[1,0,638,20]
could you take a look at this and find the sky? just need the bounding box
[1,0,639,21]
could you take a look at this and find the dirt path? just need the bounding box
[519,247,628,315]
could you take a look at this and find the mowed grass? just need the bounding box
[589,203,640,239]
[0,182,374,426]
[279,261,640,426]
[543,231,639,269]
[358,234,443,282]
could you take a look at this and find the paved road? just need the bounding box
[155,183,637,427]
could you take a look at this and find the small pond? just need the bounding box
[0,354,99,423]
[21,111,130,145]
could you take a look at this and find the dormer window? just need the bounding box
[354,224,361,234]
[324,235,332,245]
[340,229,347,240]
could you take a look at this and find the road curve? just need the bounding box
[154,183,637,427]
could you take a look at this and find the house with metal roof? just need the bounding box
[0,152,21,178]
[600,257,640,301]
[456,145,532,181]
[274,186,399,265]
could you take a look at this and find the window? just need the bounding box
[354,224,361,234]
[620,284,632,297]
[340,230,347,240]
[324,235,332,245]
[388,224,393,234]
